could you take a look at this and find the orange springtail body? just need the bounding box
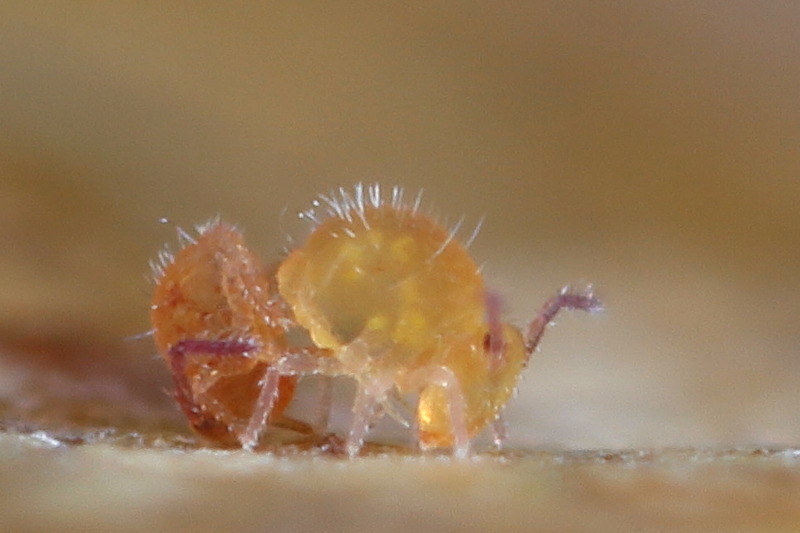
[149,219,317,447]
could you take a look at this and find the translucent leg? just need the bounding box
[526,285,603,358]
[347,385,380,457]
[241,365,281,450]
[243,348,345,450]
[413,365,470,459]
[431,366,469,458]
[491,412,508,450]
[382,391,414,429]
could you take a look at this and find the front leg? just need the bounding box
[413,365,471,459]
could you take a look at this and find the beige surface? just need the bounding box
[4,433,800,533]
[1,2,799,531]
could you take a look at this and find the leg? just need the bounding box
[168,339,259,431]
[170,339,312,448]
[491,412,508,450]
[347,385,380,457]
[382,391,414,429]
[428,366,470,458]
[345,373,397,457]
[242,347,345,450]
[241,364,281,450]
[525,285,603,358]
[413,365,471,458]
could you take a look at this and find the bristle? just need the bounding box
[176,226,197,247]
[338,187,356,223]
[349,184,370,229]
[148,260,164,282]
[150,217,219,283]
[158,248,174,268]
[195,215,224,235]
[464,215,485,249]
[297,185,458,238]
[368,183,381,208]
[391,185,403,209]
[123,329,156,342]
[429,215,464,263]
[149,259,163,277]
[354,182,365,214]
[148,246,175,282]
[298,209,321,224]
[318,192,343,220]
[411,188,424,214]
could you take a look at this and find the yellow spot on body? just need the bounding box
[392,309,428,349]
[389,234,415,262]
[366,314,389,334]
[366,228,384,250]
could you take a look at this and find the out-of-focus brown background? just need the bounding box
[1,3,800,531]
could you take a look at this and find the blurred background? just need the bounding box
[1,1,798,450]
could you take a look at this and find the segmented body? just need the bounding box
[150,221,304,446]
